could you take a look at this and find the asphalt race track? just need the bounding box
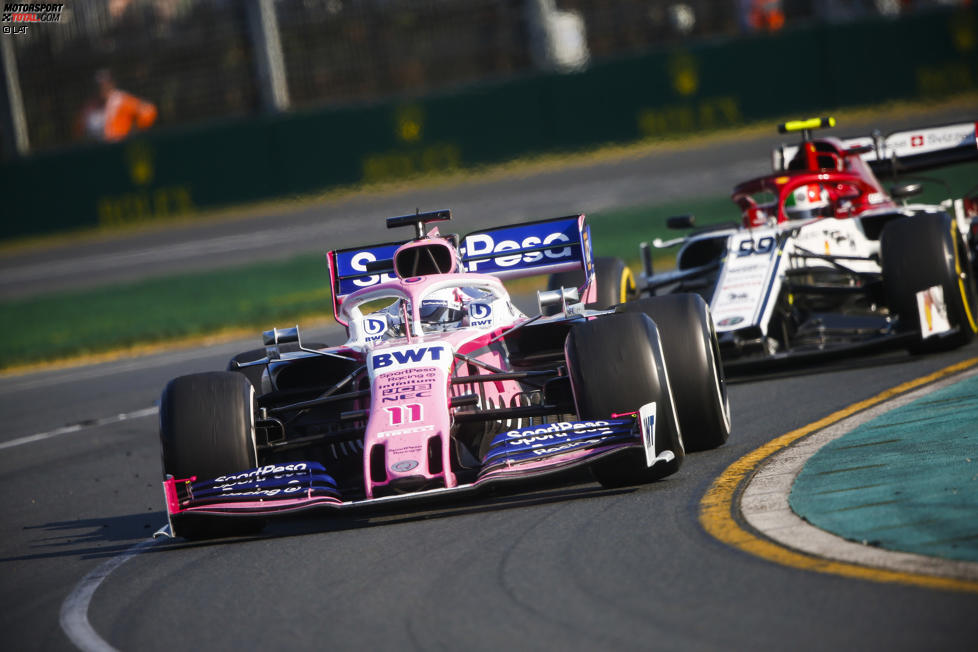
[3,103,978,650]
[2,332,977,651]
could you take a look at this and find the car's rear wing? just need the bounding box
[460,214,593,280]
[774,121,978,177]
[327,238,408,317]
[327,213,594,315]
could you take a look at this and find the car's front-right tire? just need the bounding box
[160,371,262,539]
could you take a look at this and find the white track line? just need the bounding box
[0,407,158,451]
[60,538,160,652]
[741,367,978,580]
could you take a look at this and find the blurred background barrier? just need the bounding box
[0,1,975,241]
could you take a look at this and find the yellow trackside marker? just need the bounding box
[699,357,978,593]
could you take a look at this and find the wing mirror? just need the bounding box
[262,326,300,360]
[538,287,580,315]
[890,182,922,201]
[666,214,696,230]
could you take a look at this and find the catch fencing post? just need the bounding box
[245,0,290,113]
[0,34,30,157]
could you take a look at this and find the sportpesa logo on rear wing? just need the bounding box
[460,214,591,278]
[327,214,594,308]
[329,239,406,300]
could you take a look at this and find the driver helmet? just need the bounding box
[419,288,465,332]
[784,183,830,221]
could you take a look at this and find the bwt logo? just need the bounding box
[464,232,572,271]
[469,303,491,320]
[372,345,446,370]
[364,316,387,336]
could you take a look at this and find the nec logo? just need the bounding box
[463,231,572,271]
[372,345,446,370]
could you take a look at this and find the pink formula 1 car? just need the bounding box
[158,210,730,539]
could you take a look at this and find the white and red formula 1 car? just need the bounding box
[639,118,978,372]
[158,210,729,539]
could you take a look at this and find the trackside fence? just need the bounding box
[0,8,975,240]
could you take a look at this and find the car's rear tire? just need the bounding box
[160,371,262,539]
[228,342,327,392]
[881,212,978,353]
[617,294,730,451]
[565,312,684,487]
[545,256,636,314]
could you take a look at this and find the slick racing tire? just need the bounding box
[228,342,327,392]
[881,212,978,353]
[565,312,684,487]
[160,371,262,539]
[617,294,730,451]
[544,256,636,315]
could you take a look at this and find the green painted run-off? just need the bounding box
[791,374,978,563]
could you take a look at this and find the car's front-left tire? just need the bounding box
[881,212,978,353]
[565,312,684,487]
[617,293,730,452]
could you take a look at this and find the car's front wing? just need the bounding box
[160,412,668,535]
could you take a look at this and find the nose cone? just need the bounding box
[363,342,456,498]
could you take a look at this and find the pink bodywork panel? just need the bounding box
[344,273,527,498]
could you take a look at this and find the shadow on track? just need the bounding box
[1,513,168,564]
[2,481,638,561]
[156,482,638,551]
[725,347,967,385]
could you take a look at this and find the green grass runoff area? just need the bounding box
[4,163,976,372]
